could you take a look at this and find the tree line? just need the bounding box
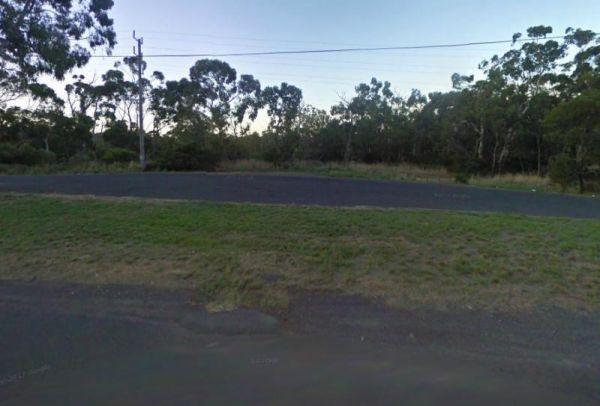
[0,1,599,191]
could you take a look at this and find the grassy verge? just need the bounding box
[1,194,599,312]
[220,160,455,184]
[3,159,595,196]
[0,161,142,175]
[221,160,597,195]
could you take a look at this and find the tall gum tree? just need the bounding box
[0,0,116,102]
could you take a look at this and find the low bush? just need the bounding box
[0,143,55,166]
[155,138,221,171]
[454,172,471,184]
[99,146,138,164]
[548,153,576,191]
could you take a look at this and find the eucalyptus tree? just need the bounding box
[449,68,527,173]
[229,73,261,136]
[540,29,600,191]
[151,59,261,138]
[293,104,330,160]
[100,69,137,129]
[149,59,263,169]
[331,78,407,163]
[480,26,567,174]
[563,28,600,91]
[0,0,115,102]
[259,82,303,164]
[262,82,303,132]
[100,57,165,139]
[545,89,600,193]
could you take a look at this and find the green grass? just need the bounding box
[1,194,599,311]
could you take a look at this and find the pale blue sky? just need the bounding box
[83,0,599,111]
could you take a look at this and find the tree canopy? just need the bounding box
[1,20,599,192]
[0,0,116,101]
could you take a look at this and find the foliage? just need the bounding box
[150,59,261,137]
[0,0,115,101]
[0,142,55,165]
[548,153,576,191]
[454,172,471,185]
[154,136,221,171]
[545,89,600,192]
[262,82,303,132]
[0,20,599,188]
[99,146,137,164]
[101,121,138,150]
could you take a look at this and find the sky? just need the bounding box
[72,0,600,127]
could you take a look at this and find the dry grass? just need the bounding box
[220,160,575,194]
[470,173,554,192]
[221,160,454,183]
[0,161,142,175]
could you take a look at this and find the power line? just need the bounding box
[203,59,472,75]
[135,37,512,55]
[132,29,518,53]
[106,47,498,61]
[91,34,577,59]
[223,56,475,70]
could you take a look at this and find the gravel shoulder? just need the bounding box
[1,281,599,404]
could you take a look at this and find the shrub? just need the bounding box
[225,132,262,161]
[99,146,138,164]
[67,150,95,165]
[454,172,471,184]
[155,138,221,171]
[102,122,138,150]
[0,143,55,165]
[260,133,284,166]
[548,153,575,191]
[260,130,301,166]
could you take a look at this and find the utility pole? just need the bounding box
[133,31,145,169]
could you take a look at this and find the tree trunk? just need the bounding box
[344,124,352,165]
[477,122,485,160]
[576,144,586,194]
[491,135,499,175]
[496,128,515,175]
[497,145,510,174]
[536,133,542,177]
[578,173,585,194]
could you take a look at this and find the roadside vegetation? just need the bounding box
[0,161,141,176]
[1,3,599,312]
[1,194,598,312]
[1,6,599,195]
[2,159,596,196]
[219,160,594,195]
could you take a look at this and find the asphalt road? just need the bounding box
[1,281,599,405]
[1,172,599,218]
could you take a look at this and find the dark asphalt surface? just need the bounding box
[1,281,599,405]
[1,172,599,218]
